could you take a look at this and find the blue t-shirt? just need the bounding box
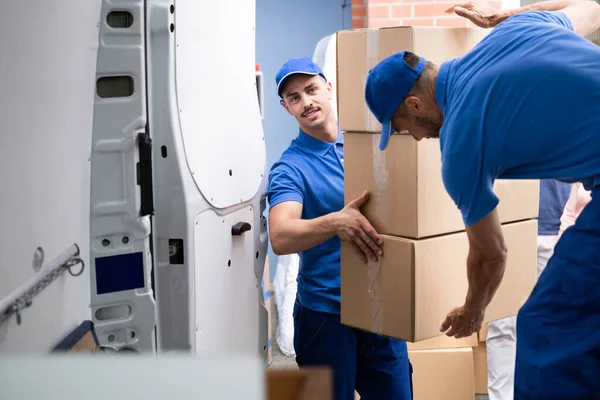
[267,129,345,314]
[436,10,600,226]
[538,179,571,235]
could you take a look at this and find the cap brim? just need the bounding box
[379,121,392,151]
[277,71,320,96]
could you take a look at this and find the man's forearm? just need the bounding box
[270,213,339,255]
[464,250,507,311]
[494,0,576,23]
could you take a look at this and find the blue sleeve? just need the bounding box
[503,10,574,30]
[441,147,499,227]
[267,159,304,208]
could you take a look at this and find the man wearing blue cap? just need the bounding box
[364,0,600,398]
[267,57,413,400]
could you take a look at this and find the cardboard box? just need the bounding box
[407,332,477,351]
[341,220,537,342]
[337,26,489,132]
[266,367,333,400]
[409,348,475,400]
[344,132,540,238]
[473,342,488,394]
[587,27,600,46]
[478,322,488,342]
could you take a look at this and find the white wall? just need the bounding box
[502,0,521,9]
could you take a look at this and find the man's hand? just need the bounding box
[438,207,507,339]
[445,0,502,28]
[440,303,485,338]
[333,191,383,263]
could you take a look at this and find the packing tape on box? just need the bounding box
[372,134,389,224]
[367,258,383,334]
[368,135,387,335]
[364,29,380,132]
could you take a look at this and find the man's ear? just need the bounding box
[404,95,422,114]
[280,99,292,115]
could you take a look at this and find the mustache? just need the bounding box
[302,107,320,117]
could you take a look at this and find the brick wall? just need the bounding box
[352,0,501,28]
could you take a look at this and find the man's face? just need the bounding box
[391,95,443,141]
[280,74,332,129]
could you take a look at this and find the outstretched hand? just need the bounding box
[445,0,502,28]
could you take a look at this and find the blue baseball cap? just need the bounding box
[364,51,427,151]
[276,57,326,97]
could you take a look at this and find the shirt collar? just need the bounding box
[297,128,343,155]
[435,60,452,116]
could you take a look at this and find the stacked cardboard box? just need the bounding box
[336,25,539,399]
[473,330,489,395]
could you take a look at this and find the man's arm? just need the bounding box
[438,138,506,337]
[497,0,600,36]
[463,207,508,312]
[439,207,507,338]
[446,0,600,37]
[268,201,337,256]
[269,191,383,263]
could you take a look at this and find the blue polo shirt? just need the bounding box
[267,129,345,314]
[435,10,600,227]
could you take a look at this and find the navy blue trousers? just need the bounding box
[515,186,600,399]
[293,300,413,400]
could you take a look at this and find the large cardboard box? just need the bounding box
[344,132,540,238]
[478,322,489,342]
[409,348,475,400]
[341,219,537,342]
[337,26,490,132]
[407,332,477,351]
[473,342,488,394]
[266,367,333,400]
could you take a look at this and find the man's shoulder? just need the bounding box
[268,141,312,188]
[269,143,306,173]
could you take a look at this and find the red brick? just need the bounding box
[352,0,365,5]
[435,16,469,26]
[353,17,367,28]
[401,17,435,26]
[414,3,455,17]
[353,5,367,17]
[392,4,412,18]
[369,0,401,3]
[368,18,402,28]
[368,4,391,18]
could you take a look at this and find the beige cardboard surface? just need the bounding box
[409,348,475,400]
[344,132,540,238]
[473,342,488,394]
[341,220,538,342]
[336,26,489,132]
[478,322,488,342]
[407,332,477,351]
[266,367,333,400]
